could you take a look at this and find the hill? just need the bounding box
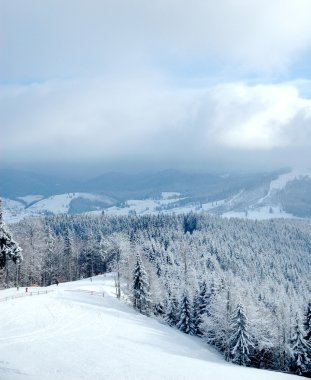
[0,274,298,380]
[2,168,311,221]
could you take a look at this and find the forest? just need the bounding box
[4,212,311,377]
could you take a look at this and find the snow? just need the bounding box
[2,198,28,224]
[223,206,296,220]
[104,196,185,216]
[3,170,311,223]
[260,169,311,203]
[2,193,114,223]
[17,195,44,205]
[27,193,76,214]
[161,192,181,199]
[27,192,112,215]
[201,198,226,211]
[0,275,298,380]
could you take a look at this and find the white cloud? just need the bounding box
[2,0,311,169]
[1,0,311,81]
[1,77,311,168]
[205,83,311,149]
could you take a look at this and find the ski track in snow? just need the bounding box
[0,275,298,380]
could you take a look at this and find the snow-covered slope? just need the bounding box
[2,193,115,223]
[268,169,311,193]
[211,169,311,220]
[0,275,297,380]
[3,169,311,223]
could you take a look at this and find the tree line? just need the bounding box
[5,212,311,376]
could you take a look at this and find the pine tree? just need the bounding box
[183,212,197,235]
[304,302,311,343]
[79,232,96,278]
[64,229,73,281]
[132,252,151,315]
[193,281,209,336]
[0,200,23,287]
[42,228,56,286]
[230,304,253,366]
[99,236,109,273]
[193,289,200,335]
[165,294,179,327]
[291,314,311,376]
[177,289,195,335]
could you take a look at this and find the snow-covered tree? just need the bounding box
[7,210,311,375]
[0,200,23,287]
[132,252,151,315]
[63,229,74,281]
[291,314,311,376]
[202,280,233,360]
[165,294,179,327]
[41,228,57,286]
[177,289,195,335]
[183,212,197,235]
[79,232,96,278]
[230,304,253,366]
[193,281,209,336]
[304,301,311,343]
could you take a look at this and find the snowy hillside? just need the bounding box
[0,274,297,380]
[2,169,311,222]
[2,193,115,223]
[264,169,311,196]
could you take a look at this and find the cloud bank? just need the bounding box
[1,0,311,170]
[1,77,311,168]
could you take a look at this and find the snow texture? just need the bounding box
[0,274,298,380]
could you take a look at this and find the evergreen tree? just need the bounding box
[304,301,311,343]
[63,229,74,281]
[99,236,109,273]
[177,289,195,335]
[132,252,151,315]
[193,281,209,336]
[79,232,96,278]
[230,304,253,366]
[165,294,178,327]
[291,314,311,376]
[0,200,23,287]
[42,228,56,286]
[183,212,197,235]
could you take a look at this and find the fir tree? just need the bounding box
[64,229,73,281]
[304,301,311,343]
[42,228,56,285]
[291,314,311,376]
[132,252,151,315]
[177,289,195,335]
[79,232,96,278]
[183,212,197,235]
[230,304,253,366]
[0,200,23,287]
[193,281,209,336]
[165,294,178,327]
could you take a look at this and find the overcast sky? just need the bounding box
[1,0,311,173]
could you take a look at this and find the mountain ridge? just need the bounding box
[2,168,311,222]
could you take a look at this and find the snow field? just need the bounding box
[0,275,298,380]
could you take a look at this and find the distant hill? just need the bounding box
[0,169,78,198]
[3,167,311,221]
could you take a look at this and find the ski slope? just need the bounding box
[0,275,297,380]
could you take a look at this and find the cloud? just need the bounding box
[1,0,311,82]
[1,76,311,169]
[1,1,311,170]
[203,83,311,150]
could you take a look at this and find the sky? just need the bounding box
[1,0,311,174]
